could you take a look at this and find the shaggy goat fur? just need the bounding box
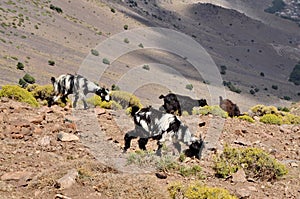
[219,96,240,117]
[124,106,203,158]
[48,74,110,109]
[159,93,208,115]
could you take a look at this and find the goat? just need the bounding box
[124,106,203,158]
[219,96,240,117]
[48,74,111,109]
[159,93,208,115]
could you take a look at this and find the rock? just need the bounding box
[155,172,167,179]
[94,107,106,115]
[57,132,79,142]
[54,169,78,189]
[234,139,251,146]
[55,194,72,199]
[291,162,298,167]
[232,168,247,183]
[28,115,45,124]
[33,127,42,134]
[253,116,260,121]
[11,133,24,139]
[39,136,51,146]
[1,171,33,181]
[236,188,251,198]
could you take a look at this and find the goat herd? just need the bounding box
[48,74,242,159]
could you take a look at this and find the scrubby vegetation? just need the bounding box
[142,64,150,70]
[250,104,300,125]
[127,150,203,178]
[17,62,24,70]
[168,182,237,199]
[193,105,228,118]
[223,81,241,93]
[50,4,63,13]
[289,62,300,85]
[23,73,35,84]
[0,85,39,107]
[110,90,142,109]
[264,0,286,14]
[185,84,193,91]
[238,115,255,123]
[214,146,288,181]
[86,95,121,110]
[102,58,110,65]
[220,65,227,75]
[48,60,55,66]
[91,49,99,56]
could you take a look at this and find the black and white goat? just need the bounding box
[159,93,208,115]
[124,106,203,158]
[48,74,111,109]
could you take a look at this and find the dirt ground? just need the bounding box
[0,98,300,199]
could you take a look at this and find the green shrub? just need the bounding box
[264,0,286,14]
[179,165,202,178]
[142,64,150,70]
[123,24,128,30]
[17,62,24,70]
[23,73,35,84]
[259,114,283,125]
[251,105,278,116]
[48,60,55,66]
[223,81,241,93]
[220,65,227,75]
[289,63,300,85]
[91,49,99,56]
[111,84,120,91]
[238,115,255,123]
[50,4,63,13]
[18,78,27,88]
[272,85,278,90]
[168,182,237,199]
[86,95,121,109]
[138,43,144,48]
[0,85,39,107]
[110,90,142,109]
[102,58,110,65]
[193,105,228,118]
[124,38,129,43]
[283,96,291,101]
[282,113,300,124]
[214,146,288,181]
[260,72,265,77]
[110,8,116,13]
[185,84,193,91]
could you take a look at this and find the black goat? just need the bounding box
[159,93,208,115]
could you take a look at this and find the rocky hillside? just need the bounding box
[0,96,300,198]
[0,0,299,110]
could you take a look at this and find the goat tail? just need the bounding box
[159,94,165,99]
[131,106,140,117]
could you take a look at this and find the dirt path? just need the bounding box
[72,109,155,174]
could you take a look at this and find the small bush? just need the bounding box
[238,115,255,123]
[260,114,283,125]
[102,58,110,65]
[123,24,128,30]
[214,146,288,181]
[110,90,142,109]
[50,4,63,13]
[283,96,291,101]
[86,95,121,110]
[289,63,300,85]
[185,84,193,91]
[91,49,99,56]
[264,0,286,14]
[250,89,255,95]
[272,85,278,90]
[26,84,53,105]
[168,182,237,199]
[124,38,129,43]
[193,105,228,118]
[142,64,150,70]
[138,43,144,48]
[223,81,241,93]
[251,104,278,116]
[260,72,265,77]
[48,60,55,66]
[0,85,39,107]
[111,84,120,91]
[17,62,24,70]
[220,65,227,75]
[23,73,35,84]
[110,8,116,13]
[18,78,27,88]
[277,107,289,112]
[179,165,202,178]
